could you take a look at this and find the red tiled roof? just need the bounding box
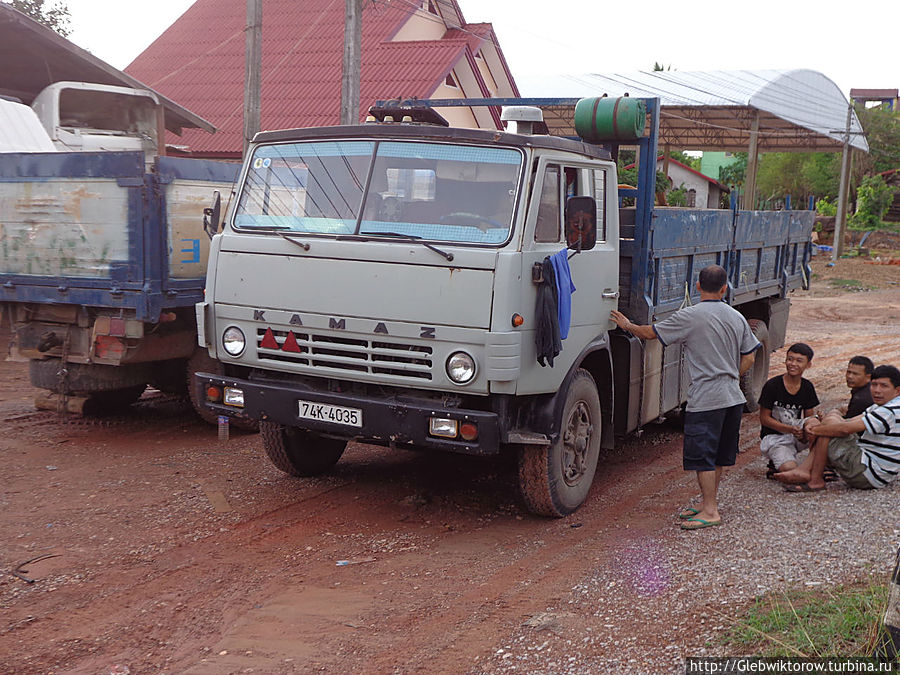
[126,0,507,156]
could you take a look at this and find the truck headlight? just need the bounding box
[222,326,246,356]
[446,351,476,384]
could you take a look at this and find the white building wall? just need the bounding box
[660,161,711,209]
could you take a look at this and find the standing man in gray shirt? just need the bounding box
[610,265,760,531]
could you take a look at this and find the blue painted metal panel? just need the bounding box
[156,156,240,184]
[0,151,144,179]
[0,153,234,320]
[651,209,734,250]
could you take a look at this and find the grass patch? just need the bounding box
[829,278,876,291]
[719,580,891,657]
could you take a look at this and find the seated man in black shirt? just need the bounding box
[758,343,820,474]
[838,355,874,419]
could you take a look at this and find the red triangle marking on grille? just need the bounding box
[260,328,279,350]
[282,331,302,353]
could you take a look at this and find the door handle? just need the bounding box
[601,290,620,299]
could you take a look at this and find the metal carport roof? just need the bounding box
[0,4,215,136]
[513,69,868,153]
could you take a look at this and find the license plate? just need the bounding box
[297,400,362,427]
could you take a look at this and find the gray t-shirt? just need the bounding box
[653,300,760,412]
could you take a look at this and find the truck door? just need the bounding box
[516,158,618,394]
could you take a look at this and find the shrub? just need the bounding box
[816,197,837,217]
[849,175,894,230]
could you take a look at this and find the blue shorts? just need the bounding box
[683,404,744,471]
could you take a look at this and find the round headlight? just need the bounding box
[222,326,246,356]
[446,351,476,384]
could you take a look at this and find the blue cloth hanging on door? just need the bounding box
[549,248,576,339]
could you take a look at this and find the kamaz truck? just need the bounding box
[194,98,812,516]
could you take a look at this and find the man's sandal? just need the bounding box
[680,518,722,530]
[677,507,700,520]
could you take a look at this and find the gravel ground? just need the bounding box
[474,441,900,675]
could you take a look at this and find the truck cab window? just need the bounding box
[534,165,561,242]
[593,168,607,242]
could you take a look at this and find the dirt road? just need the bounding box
[1,258,898,674]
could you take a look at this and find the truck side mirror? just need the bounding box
[203,191,222,240]
[564,196,597,253]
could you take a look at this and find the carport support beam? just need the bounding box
[833,103,853,260]
[742,112,760,210]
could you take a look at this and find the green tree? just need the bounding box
[668,150,701,171]
[801,152,840,200]
[855,104,900,175]
[4,0,71,36]
[719,152,747,188]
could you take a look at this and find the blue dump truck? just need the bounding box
[0,149,238,418]
[194,97,813,515]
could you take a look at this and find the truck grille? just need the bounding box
[256,328,433,381]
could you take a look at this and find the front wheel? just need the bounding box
[517,369,602,517]
[260,421,347,477]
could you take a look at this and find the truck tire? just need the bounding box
[260,421,347,477]
[517,369,602,517]
[740,319,770,413]
[29,359,149,393]
[187,349,258,431]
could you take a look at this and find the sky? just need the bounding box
[64,0,899,97]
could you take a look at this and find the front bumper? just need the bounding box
[195,372,500,456]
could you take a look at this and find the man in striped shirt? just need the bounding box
[775,365,900,491]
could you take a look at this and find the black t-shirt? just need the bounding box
[758,375,820,438]
[846,384,874,419]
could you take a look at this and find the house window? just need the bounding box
[687,188,696,207]
[445,73,458,89]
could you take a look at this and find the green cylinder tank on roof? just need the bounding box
[574,97,646,142]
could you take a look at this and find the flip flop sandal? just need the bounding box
[783,483,826,493]
[680,518,722,530]
[678,507,700,520]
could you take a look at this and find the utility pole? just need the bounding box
[833,102,853,261]
[340,0,362,125]
[243,0,262,158]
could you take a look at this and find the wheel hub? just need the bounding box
[562,401,593,486]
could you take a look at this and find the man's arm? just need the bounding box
[806,414,866,438]
[610,310,658,341]
[739,351,755,376]
[759,406,800,436]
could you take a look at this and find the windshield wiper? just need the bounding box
[277,231,311,250]
[358,231,454,262]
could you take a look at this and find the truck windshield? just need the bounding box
[234,139,522,245]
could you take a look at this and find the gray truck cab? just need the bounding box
[197,109,621,515]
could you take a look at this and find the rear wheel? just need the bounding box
[518,369,602,517]
[260,421,347,477]
[740,319,770,413]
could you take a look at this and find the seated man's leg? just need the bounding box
[826,435,875,490]
[774,434,829,488]
[821,410,844,425]
[761,433,802,472]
